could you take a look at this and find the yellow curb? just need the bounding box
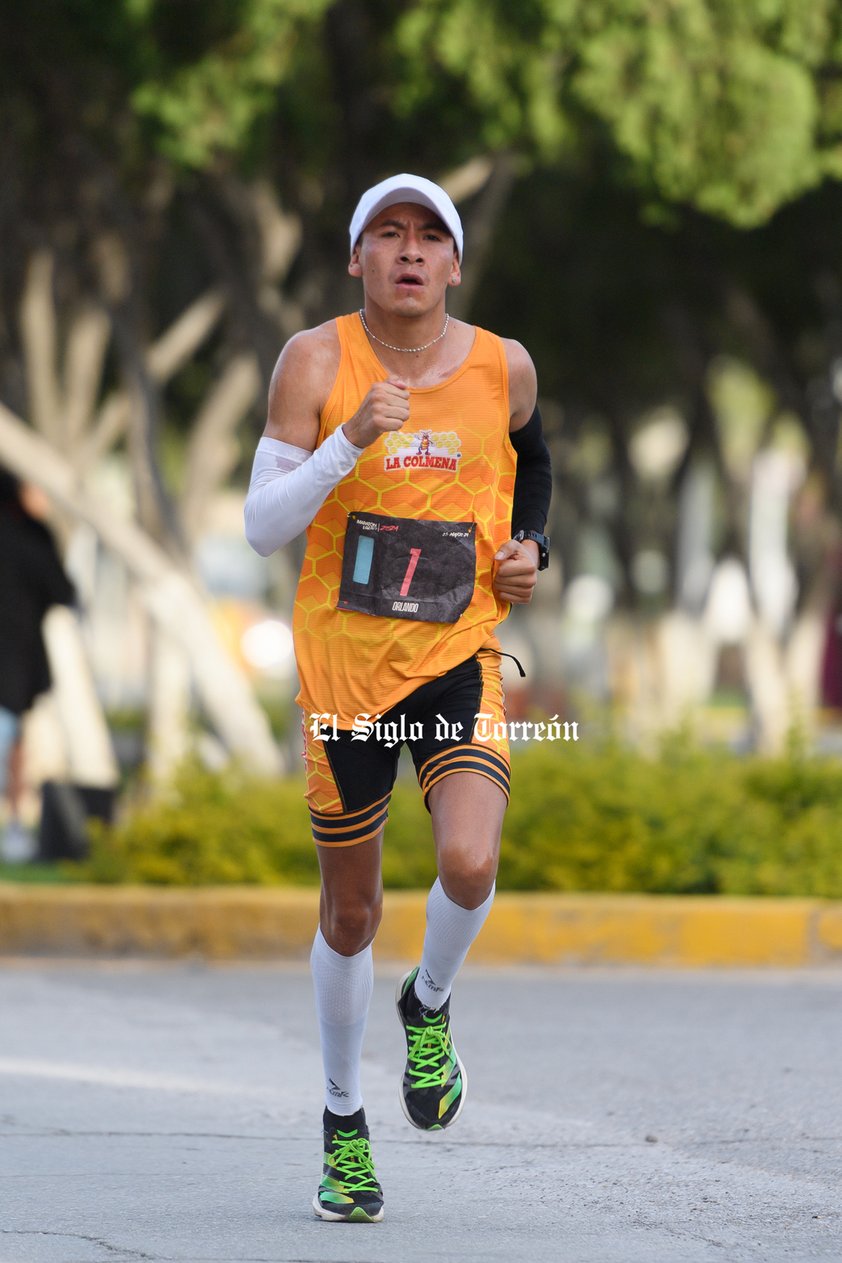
[815,905,842,956]
[470,894,817,967]
[1,884,841,965]
[0,886,320,961]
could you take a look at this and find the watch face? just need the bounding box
[532,534,549,569]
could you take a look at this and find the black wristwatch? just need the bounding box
[514,530,550,571]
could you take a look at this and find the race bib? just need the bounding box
[337,512,476,623]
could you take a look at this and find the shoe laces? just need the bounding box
[326,1131,380,1193]
[405,1013,455,1089]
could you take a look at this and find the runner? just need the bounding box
[245,173,551,1222]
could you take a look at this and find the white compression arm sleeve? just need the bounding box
[244,425,364,557]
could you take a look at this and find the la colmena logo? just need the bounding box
[383,429,462,473]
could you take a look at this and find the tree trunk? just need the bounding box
[0,404,283,775]
[146,626,192,782]
[744,616,792,754]
[42,607,120,787]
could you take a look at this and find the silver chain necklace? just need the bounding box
[359,308,449,354]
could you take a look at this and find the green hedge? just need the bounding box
[71,739,842,896]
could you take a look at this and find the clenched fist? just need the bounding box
[342,377,410,448]
[492,538,539,604]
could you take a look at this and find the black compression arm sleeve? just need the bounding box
[510,405,552,535]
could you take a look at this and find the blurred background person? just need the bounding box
[0,469,75,862]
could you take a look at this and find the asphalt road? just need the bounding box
[2,960,842,1262]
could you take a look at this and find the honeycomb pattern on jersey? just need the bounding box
[294,316,517,727]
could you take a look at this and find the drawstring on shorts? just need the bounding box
[478,648,526,678]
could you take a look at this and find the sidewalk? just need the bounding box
[2,883,842,964]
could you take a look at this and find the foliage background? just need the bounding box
[3,1,842,868]
[69,743,842,897]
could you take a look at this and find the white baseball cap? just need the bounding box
[349,173,464,261]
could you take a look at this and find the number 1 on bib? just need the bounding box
[400,548,422,597]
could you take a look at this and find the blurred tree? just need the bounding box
[0,4,287,771]
[477,164,842,745]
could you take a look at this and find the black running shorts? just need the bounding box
[302,651,510,847]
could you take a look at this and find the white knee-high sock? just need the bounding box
[310,927,373,1115]
[414,878,495,1010]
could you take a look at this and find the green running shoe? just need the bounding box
[312,1108,384,1223]
[395,966,467,1131]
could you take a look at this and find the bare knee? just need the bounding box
[429,772,505,909]
[438,846,498,910]
[320,890,383,955]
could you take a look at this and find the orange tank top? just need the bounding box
[293,312,516,726]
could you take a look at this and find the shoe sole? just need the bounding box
[395,969,468,1132]
[312,1195,384,1223]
